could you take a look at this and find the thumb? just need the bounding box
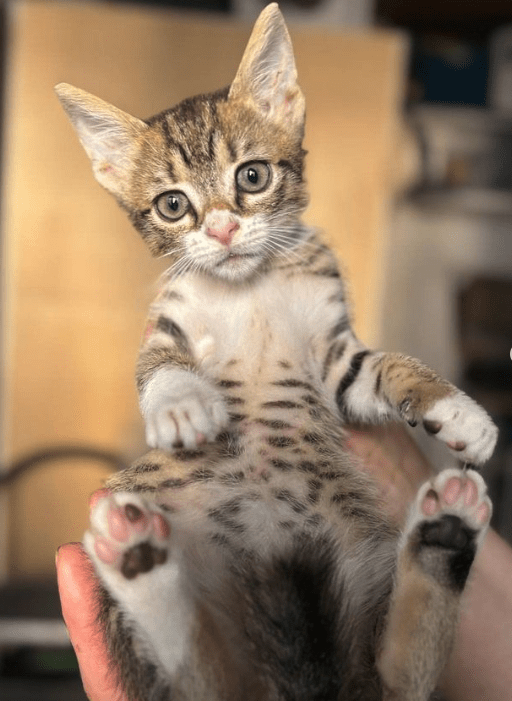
[56,542,128,701]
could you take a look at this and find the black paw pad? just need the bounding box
[418,515,477,591]
[121,542,167,580]
[124,504,144,523]
[421,514,470,549]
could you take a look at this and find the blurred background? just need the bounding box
[0,0,512,698]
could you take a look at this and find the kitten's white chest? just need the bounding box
[171,270,341,378]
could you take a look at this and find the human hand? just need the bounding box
[345,421,434,524]
[56,492,128,701]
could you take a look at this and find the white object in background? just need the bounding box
[490,26,512,111]
[233,0,375,26]
[0,619,71,647]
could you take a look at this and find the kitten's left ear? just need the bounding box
[55,83,148,201]
[229,3,305,133]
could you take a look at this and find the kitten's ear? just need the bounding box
[229,3,305,133]
[55,83,147,199]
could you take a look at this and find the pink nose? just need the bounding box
[206,221,239,247]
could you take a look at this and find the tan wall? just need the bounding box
[1,1,406,578]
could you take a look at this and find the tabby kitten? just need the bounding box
[56,5,497,701]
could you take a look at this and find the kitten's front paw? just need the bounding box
[141,368,229,453]
[422,392,498,466]
[84,492,171,581]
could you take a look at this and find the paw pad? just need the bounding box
[420,514,471,549]
[121,542,167,580]
[418,469,491,531]
[85,493,171,580]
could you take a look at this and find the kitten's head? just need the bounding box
[56,3,308,282]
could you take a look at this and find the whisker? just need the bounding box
[157,219,323,281]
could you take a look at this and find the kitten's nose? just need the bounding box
[206,221,240,247]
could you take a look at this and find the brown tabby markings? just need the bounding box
[125,86,308,258]
[136,345,194,391]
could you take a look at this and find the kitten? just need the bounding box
[56,5,497,700]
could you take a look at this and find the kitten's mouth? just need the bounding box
[212,249,263,281]
[220,251,257,264]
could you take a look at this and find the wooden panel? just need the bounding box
[1,1,406,577]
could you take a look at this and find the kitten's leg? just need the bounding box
[84,492,194,698]
[137,311,228,453]
[376,468,491,701]
[326,345,497,465]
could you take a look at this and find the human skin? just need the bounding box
[57,423,512,701]
[57,486,128,701]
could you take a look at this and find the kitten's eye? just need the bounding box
[155,192,190,221]
[236,162,271,193]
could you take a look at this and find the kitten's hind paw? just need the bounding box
[84,492,193,676]
[422,392,498,466]
[417,468,491,531]
[85,492,171,581]
[405,468,491,591]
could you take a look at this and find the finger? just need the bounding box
[56,542,128,701]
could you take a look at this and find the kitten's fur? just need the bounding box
[56,5,497,700]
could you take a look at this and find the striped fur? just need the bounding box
[57,4,497,701]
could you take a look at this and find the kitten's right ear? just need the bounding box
[55,83,147,200]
